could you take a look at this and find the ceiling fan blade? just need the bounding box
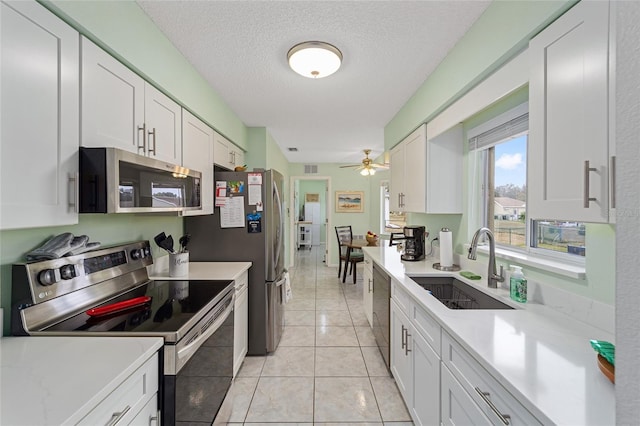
[339,164,362,168]
[370,163,389,169]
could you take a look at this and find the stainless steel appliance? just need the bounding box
[11,241,234,425]
[390,225,428,261]
[79,147,202,213]
[186,169,285,355]
[372,262,391,369]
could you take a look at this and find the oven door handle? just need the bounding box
[177,294,234,362]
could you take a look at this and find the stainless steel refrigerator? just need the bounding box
[185,169,285,355]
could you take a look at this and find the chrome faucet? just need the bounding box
[468,227,505,289]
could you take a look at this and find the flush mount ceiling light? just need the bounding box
[287,41,343,79]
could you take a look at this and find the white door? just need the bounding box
[144,83,182,164]
[182,110,214,215]
[528,0,610,222]
[390,300,412,402]
[389,144,404,211]
[213,131,232,169]
[81,36,145,153]
[403,124,427,213]
[1,1,79,229]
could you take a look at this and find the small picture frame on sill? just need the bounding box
[335,190,364,213]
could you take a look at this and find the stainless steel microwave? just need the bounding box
[79,147,202,213]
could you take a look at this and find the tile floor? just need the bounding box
[220,245,413,425]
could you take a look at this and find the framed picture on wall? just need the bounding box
[335,190,364,213]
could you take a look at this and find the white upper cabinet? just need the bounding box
[144,84,182,165]
[81,37,182,165]
[213,131,244,170]
[426,124,463,213]
[390,125,426,213]
[1,1,80,229]
[182,110,214,215]
[529,0,612,223]
[81,37,144,154]
[390,123,462,214]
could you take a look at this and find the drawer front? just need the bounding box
[78,353,159,425]
[441,364,492,426]
[391,279,412,315]
[363,254,373,274]
[411,302,441,356]
[128,394,159,426]
[235,271,248,292]
[442,333,542,426]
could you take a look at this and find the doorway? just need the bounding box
[289,176,331,269]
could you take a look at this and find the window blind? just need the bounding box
[469,113,528,151]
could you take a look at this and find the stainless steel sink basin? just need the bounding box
[408,276,513,310]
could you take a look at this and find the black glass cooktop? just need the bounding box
[44,280,233,336]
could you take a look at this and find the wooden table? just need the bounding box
[341,239,375,283]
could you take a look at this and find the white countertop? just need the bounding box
[364,245,615,426]
[0,336,163,425]
[147,257,252,281]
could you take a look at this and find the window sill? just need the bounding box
[471,245,586,280]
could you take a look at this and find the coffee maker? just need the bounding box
[389,226,427,261]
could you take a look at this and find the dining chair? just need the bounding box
[335,225,364,283]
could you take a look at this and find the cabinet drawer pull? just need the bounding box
[610,156,616,209]
[68,173,79,213]
[149,409,161,426]
[148,128,157,155]
[405,331,412,356]
[138,123,147,153]
[105,405,131,426]
[474,387,511,425]
[583,160,597,208]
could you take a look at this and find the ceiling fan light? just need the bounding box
[288,41,342,79]
[360,167,375,176]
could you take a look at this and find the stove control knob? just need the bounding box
[60,264,77,280]
[130,249,145,260]
[38,269,60,286]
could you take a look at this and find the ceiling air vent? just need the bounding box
[304,164,318,174]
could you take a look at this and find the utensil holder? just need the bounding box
[169,252,189,277]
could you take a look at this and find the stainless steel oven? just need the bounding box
[11,241,234,425]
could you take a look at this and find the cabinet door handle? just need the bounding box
[405,330,411,356]
[368,278,372,293]
[583,160,597,208]
[400,325,406,349]
[148,128,157,155]
[137,123,147,153]
[105,405,131,426]
[68,173,79,213]
[474,387,511,425]
[610,156,616,209]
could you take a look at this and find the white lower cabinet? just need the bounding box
[78,352,159,426]
[441,363,492,426]
[363,254,373,327]
[129,395,159,425]
[441,331,543,426]
[233,271,249,376]
[391,290,440,426]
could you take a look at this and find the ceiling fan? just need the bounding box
[340,149,389,176]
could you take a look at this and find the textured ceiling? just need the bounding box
[137,0,490,164]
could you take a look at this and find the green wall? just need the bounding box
[41,0,248,149]
[385,0,575,148]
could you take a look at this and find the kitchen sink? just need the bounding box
[408,276,513,310]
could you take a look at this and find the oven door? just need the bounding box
[162,289,234,425]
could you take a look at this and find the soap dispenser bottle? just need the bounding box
[509,265,527,303]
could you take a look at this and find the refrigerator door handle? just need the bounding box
[273,179,284,273]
